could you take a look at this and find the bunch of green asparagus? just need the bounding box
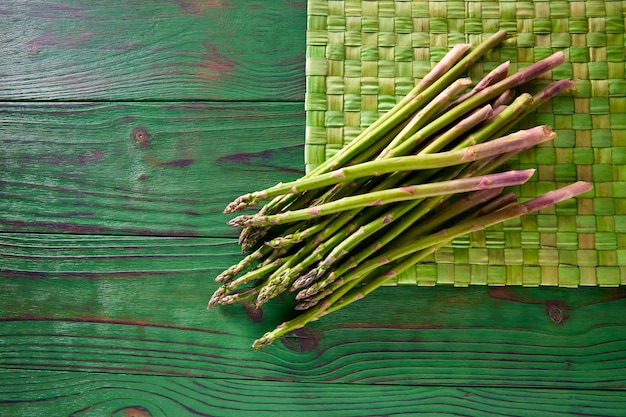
[209,30,592,349]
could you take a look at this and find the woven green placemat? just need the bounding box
[305,0,626,287]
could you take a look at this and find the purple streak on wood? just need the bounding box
[175,0,231,14]
[36,150,104,166]
[216,145,304,175]
[110,406,153,417]
[242,301,264,323]
[12,4,86,19]
[280,327,321,352]
[0,220,200,237]
[166,43,239,80]
[144,154,195,168]
[27,32,96,54]
[0,315,229,336]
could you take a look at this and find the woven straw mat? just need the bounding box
[304,0,626,287]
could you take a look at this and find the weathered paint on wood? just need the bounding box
[2,370,626,417]
[0,0,306,101]
[1,234,626,389]
[0,102,303,236]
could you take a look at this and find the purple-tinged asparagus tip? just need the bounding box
[228,215,252,228]
[208,287,226,308]
[224,195,254,213]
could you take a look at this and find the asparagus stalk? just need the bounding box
[212,256,287,303]
[253,182,592,349]
[212,287,259,307]
[255,229,353,305]
[265,220,328,248]
[416,44,471,92]
[467,79,579,178]
[229,170,536,228]
[252,200,373,305]
[254,229,351,306]
[447,94,534,152]
[493,89,515,107]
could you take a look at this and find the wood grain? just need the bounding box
[2,233,625,389]
[0,101,303,236]
[0,0,305,101]
[2,370,626,417]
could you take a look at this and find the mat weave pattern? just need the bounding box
[305,0,626,287]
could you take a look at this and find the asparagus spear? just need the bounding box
[214,244,273,284]
[229,170,536,228]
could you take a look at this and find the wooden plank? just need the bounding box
[0,0,305,101]
[2,370,626,417]
[2,233,626,389]
[0,101,303,236]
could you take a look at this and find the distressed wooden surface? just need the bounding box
[0,0,305,101]
[0,101,304,236]
[1,234,626,390]
[1,1,625,416]
[2,371,626,417]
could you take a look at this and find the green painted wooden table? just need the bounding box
[1,1,625,415]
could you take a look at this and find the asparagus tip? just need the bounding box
[291,270,316,292]
[224,194,257,214]
[214,270,232,283]
[208,287,226,308]
[228,215,253,228]
[252,333,274,349]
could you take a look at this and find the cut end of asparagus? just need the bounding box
[525,181,592,212]
[476,169,536,190]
